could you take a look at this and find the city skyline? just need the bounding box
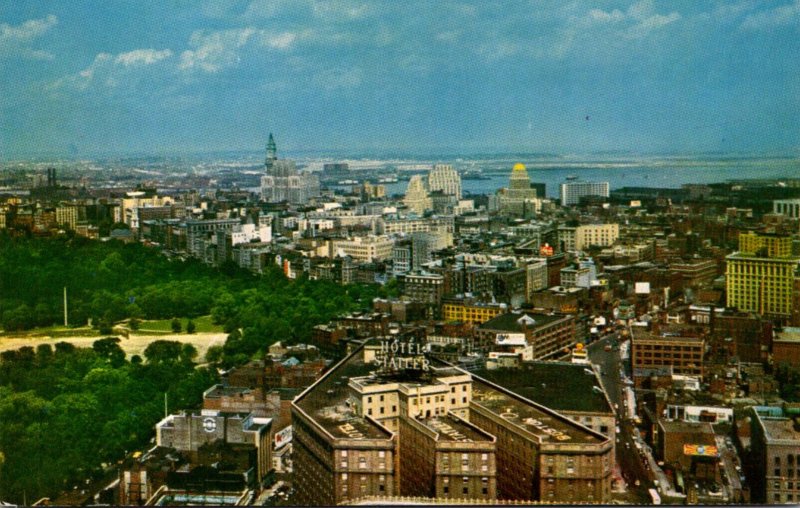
[2,0,799,158]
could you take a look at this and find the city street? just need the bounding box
[587,334,651,504]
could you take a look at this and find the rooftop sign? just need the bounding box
[374,338,431,372]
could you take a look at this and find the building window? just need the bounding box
[380,395,384,402]
[367,396,372,403]
[379,451,385,458]
[776,469,781,476]
[443,486,449,494]
[451,386,456,393]
[359,457,367,469]
[392,405,397,413]
[368,408,372,416]
[380,407,385,414]
[462,397,467,403]
[342,473,348,480]
[452,398,456,405]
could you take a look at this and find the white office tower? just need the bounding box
[260,133,320,204]
[559,181,610,206]
[428,164,462,199]
[403,175,433,215]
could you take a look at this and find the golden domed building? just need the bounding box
[496,163,540,217]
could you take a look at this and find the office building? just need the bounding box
[476,312,576,360]
[331,235,395,262]
[773,198,800,218]
[403,175,433,215]
[749,406,800,504]
[559,181,610,206]
[260,134,320,204]
[726,232,800,319]
[441,297,507,325]
[428,164,462,200]
[631,332,704,378]
[496,163,540,218]
[559,224,619,252]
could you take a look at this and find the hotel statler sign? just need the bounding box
[374,338,431,371]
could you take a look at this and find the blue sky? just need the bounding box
[1,0,798,157]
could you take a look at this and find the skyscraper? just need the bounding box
[260,134,320,204]
[496,163,540,217]
[428,164,462,200]
[404,175,433,215]
[726,232,800,319]
[559,181,610,206]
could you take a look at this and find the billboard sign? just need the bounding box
[274,426,292,448]
[683,444,718,457]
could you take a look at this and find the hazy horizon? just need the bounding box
[2,1,799,158]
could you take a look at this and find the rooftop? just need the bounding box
[469,377,605,445]
[294,341,607,446]
[754,410,800,444]
[479,312,566,333]
[419,415,494,443]
[775,327,800,343]
[632,332,704,344]
[473,362,612,415]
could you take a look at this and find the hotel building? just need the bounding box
[291,338,613,505]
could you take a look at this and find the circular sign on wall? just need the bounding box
[203,417,217,433]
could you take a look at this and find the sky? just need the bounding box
[1,0,799,158]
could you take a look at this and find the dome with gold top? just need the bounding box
[513,163,526,171]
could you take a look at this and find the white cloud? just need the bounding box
[579,2,680,39]
[627,0,655,21]
[52,48,172,90]
[312,0,375,20]
[436,30,461,43]
[115,48,173,67]
[179,27,301,73]
[0,14,57,43]
[179,28,255,72]
[0,14,57,59]
[740,0,800,30]
[261,31,298,50]
[623,11,681,39]
[587,8,625,23]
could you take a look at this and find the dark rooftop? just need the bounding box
[479,312,566,333]
[474,362,613,415]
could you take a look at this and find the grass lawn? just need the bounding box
[0,324,98,338]
[136,315,222,333]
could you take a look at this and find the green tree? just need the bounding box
[143,340,182,365]
[185,320,196,334]
[92,337,126,368]
[205,345,223,365]
[170,318,181,333]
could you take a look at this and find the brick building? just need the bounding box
[291,339,613,505]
